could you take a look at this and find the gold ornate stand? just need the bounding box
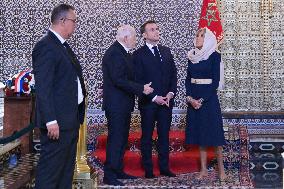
[73,98,97,188]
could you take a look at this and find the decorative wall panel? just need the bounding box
[0,0,201,114]
[219,0,284,111]
[0,0,283,128]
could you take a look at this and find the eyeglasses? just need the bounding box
[62,17,77,23]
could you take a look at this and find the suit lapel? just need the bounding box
[114,41,127,54]
[114,41,131,63]
[47,31,69,58]
[156,45,167,77]
[143,45,163,67]
[114,41,135,79]
[47,31,86,97]
[143,45,155,58]
[49,31,82,73]
[157,45,166,64]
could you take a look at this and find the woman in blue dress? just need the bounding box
[185,27,226,180]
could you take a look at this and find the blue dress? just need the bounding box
[185,51,225,146]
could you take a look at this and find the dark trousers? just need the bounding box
[35,128,79,189]
[140,106,172,173]
[104,111,131,179]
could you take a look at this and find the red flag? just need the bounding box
[198,0,224,44]
[198,0,225,89]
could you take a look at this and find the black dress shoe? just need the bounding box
[103,177,124,186]
[160,170,176,177]
[145,172,156,178]
[116,172,138,179]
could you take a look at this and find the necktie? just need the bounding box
[63,42,77,65]
[63,42,86,97]
[152,46,161,62]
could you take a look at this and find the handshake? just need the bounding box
[143,82,154,95]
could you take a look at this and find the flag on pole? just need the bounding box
[198,0,224,45]
[198,0,225,89]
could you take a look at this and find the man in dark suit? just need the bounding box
[32,4,86,189]
[102,25,154,186]
[133,20,177,178]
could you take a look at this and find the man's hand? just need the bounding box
[154,96,168,105]
[165,92,174,107]
[47,123,59,140]
[97,88,103,98]
[143,82,154,95]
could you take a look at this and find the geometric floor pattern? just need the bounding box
[91,168,254,189]
[1,125,283,188]
[88,125,254,188]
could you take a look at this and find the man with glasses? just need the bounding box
[32,4,86,189]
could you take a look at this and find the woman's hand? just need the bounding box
[187,96,202,109]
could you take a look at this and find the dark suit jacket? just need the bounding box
[102,41,144,112]
[32,31,86,130]
[133,44,177,109]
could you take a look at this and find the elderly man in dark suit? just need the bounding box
[133,20,177,178]
[102,24,153,186]
[32,4,86,189]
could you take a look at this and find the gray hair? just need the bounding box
[116,24,136,41]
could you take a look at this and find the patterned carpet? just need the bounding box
[88,125,254,188]
[1,153,39,189]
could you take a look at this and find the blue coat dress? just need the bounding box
[185,51,225,146]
